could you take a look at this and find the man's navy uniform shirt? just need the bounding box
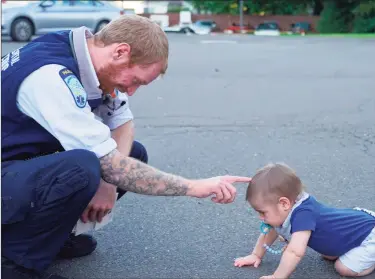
[1,27,133,161]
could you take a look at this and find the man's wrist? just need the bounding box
[185,179,196,197]
[111,120,134,156]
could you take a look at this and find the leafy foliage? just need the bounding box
[188,0,375,33]
[317,1,353,33]
[352,0,375,32]
[189,0,319,15]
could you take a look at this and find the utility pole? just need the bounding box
[239,0,243,32]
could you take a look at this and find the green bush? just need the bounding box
[352,1,375,32]
[167,5,191,13]
[317,1,354,33]
[353,16,375,32]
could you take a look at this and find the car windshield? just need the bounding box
[294,22,309,28]
[256,23,278,30]
[39,0,103,6]
[196,21,214,26]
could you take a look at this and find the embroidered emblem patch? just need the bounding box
[59,68,87,108]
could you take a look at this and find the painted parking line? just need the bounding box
[200,40,238,44]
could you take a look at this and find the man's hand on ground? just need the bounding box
[81,179,117,223]
[188,175,252,203]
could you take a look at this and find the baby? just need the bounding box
[234,163,375,279]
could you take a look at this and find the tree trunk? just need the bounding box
[313,0,324,15]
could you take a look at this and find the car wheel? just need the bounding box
[95,21,109,33]
[11,18,33,42]
[181,28,194,34]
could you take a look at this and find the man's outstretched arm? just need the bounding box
[14,65,250,201]
[100,149,190,196]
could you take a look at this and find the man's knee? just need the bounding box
[130,141,148,164]
[1,150,101,272]
[58,149,101,199]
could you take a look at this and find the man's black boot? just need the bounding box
[1,257,68,279]
[57,233,97,259]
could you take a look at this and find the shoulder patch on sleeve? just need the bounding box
[59,68,87,108]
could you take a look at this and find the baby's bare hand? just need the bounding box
[234,254,261,268]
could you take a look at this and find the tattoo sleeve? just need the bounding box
[100,149,190,196]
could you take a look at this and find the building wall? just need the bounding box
[111,1,195,15]
[141,13,321,32]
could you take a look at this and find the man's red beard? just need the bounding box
[97,63,121,94]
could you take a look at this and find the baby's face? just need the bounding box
[249,197,291,227]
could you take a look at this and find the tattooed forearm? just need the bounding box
[99,149,191,196]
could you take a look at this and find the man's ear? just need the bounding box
[113,43,131,63]
[279,197,291,210]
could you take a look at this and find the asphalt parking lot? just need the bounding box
[2,33,375,279]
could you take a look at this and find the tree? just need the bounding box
[189,0,375,33]
[317,0,375,33]
[352,0,375,32]
[313,0,324,15]
[189,1,230,14]
[188,0,327,15]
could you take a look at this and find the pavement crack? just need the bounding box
[348,131,375,158]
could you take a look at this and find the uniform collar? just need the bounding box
[70,26,102,100]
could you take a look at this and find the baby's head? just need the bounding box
[246,163,304,227]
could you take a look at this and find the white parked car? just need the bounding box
[2,0,128,42]
[164,20,216,35]
[254,22,281,36]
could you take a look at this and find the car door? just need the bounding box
[33,0,96,34]
[33,0,75,34]
[66,0,97,30]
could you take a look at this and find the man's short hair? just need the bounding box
[95,15,169,74]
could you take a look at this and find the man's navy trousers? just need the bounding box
[1,141,148,272]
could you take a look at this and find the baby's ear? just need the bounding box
[279,197,292,210]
